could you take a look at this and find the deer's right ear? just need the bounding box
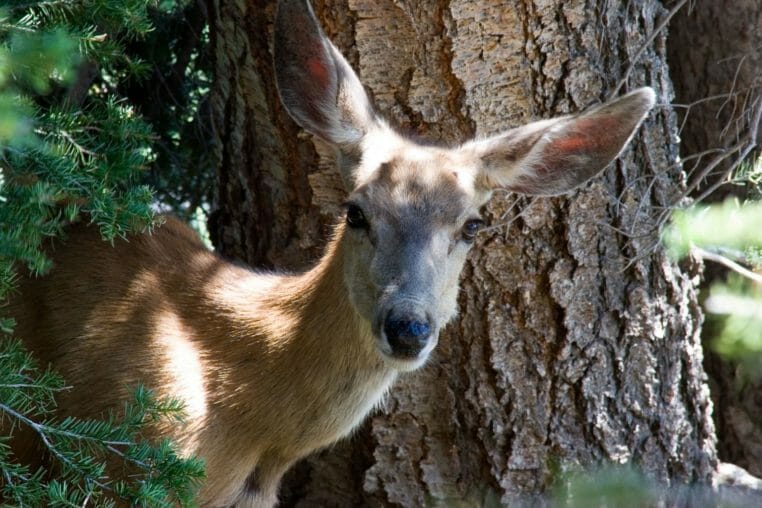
[274,0,377,148]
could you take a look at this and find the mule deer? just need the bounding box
[7,0,656,505]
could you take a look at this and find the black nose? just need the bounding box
[383,317,431,358]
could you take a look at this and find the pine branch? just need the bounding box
[1,2,206,505]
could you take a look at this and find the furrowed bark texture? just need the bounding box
[208,0,717,504]
[668,0,762,477]
[207,0,337,271]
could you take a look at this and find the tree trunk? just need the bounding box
[668,0,762,478]
[667,0,761,202]
[208,0,717,504]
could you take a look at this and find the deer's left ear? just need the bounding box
[462,87,656,196]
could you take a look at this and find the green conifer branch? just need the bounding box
[0,1,206,505]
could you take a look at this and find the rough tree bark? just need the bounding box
[208,0,717,504]
[668,0,762,478]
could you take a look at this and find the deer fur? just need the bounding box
[6,0,656,506]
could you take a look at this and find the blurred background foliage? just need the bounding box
[665,154,762,379]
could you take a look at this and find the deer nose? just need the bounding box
[383,316,431,358]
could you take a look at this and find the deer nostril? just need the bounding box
[383,318,431,358]
[385,319,430,339]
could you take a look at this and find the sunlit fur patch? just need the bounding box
[153,309,208,427]
[352,157,476,235]
[353,124,489,207]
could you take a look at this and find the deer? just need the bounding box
[6,0,656,506]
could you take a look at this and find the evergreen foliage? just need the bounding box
[0,0,206,504]
[120,0,213,223]
[665,198,762,260]
[0,0,159,283]
[0,340,204,506]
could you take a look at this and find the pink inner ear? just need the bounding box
[307,57,330,88]
[551,134,590,153]
[550,116,623,155]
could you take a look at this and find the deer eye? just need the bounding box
[461,219,484,242]
[345,203,369,229]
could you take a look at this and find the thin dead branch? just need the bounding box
[693,246,762,285]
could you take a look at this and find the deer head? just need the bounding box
[274,0,655,371]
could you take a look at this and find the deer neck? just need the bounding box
[278,225,384,371]
[208,225,396,449]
